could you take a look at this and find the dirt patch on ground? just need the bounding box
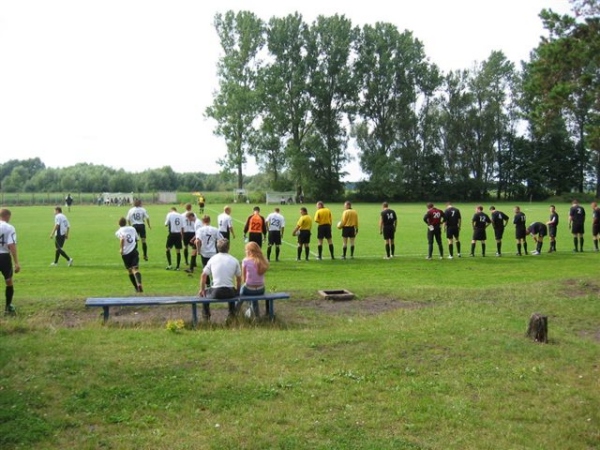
[51,296,423,328]
[560,279,600,298]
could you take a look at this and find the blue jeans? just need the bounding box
[240,285,265,315]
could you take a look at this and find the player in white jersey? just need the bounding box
[181,203,197,267]
[217,205,236,241]
[49,206,73,266]
[266,207,285,261]
[0,209,20,315]
[164,207,183,270]
[194,215,223,285]
[126,199,151,261]
[116,217,143,292]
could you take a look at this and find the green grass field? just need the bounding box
[1,201,599,449]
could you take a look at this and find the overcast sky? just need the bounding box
[0,0,573,180]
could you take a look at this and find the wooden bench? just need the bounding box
[85,292,291,326]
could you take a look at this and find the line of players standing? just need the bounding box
[421,199,599,259]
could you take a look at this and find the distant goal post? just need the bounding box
[266,191,296,205]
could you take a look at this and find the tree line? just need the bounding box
[206,1,599,202]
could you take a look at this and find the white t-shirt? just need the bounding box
[181,213,196,233]
[54,213,70,236]
[115,225,138,255]
[165,211,183,233]
[217,212,233,233]
[266,212,285,231]
[0,221,17,254]
[195,225,222,258]
[127,207,149,225]
[202,252,241,288]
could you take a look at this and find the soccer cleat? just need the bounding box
[138,285,143,293]
[143,255,148,261]
[531,250,540,255]
[457,253,462,258]
[426,256,432,260]
[448,255,453,259]
[165,266,172,270]
[383,256,390,260]
[174,267,180,271]
[495,252,501,257]
[50,262,58,266]
[469,254,474,257]
[184,268,193,274]
[68,258,74,266]
[4,305,16,316]
[316,257,322,261]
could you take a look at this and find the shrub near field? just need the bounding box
[1,203,599,450]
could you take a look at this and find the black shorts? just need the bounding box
[166,233,183,249]
[515,228,526,240]
[121,249,140,270]
[494,227,505,240]
[183,232,195,247]
[133,224,146,239]
[446,226,460,240]
[342,227,356,238]
[317,224,332,240]
[592,224,600,236]
[54,235,67,249]
[219,231,230,241]
[472,228,487,241]
[298,230,311,245]
[382,225,395,241]
[0,253,13,281]
[248,233,263,248]
[268,230,282,245]
[571,222,584,234]
[548,226,557,238]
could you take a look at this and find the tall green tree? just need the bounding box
[303,14,357,201]
[205,11,265,189]
[259,13,313,189]
[524,10,600,195]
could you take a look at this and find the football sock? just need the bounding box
[135,272,142,286]
[329,244,334,258]
[191,255,197,270]
[176,253,181,268]
[497,242,501,253]
[537,242,542,253]
[385,244,390,257]
[595,240,599,250]
[580,237,584,251]
[318,245,323,258]
[350,245,355,257]
[391,244,395,256]
[267,246,272,260]
[129,274,137,288]
[297,247,302,260]
[449,243,454,256]
[275,247,280,260]
[304,246,310,260]
[517,243,522,254]
[481,243,486,256]
[523,242,528,254]
[184,248,189,265]
[471,243,475,255]
[574,237,578,251]
[142,242,148,258]
[456,242,461,254]
[6,285,14,308]
[343,247,347,257]
[166,251,172,266]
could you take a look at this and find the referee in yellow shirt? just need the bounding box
[292,207,313,261]
[340,201,359,259]
[314,201,335,260]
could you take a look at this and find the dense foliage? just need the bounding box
[206,5,599,201]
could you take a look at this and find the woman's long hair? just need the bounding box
[244,241,269,275]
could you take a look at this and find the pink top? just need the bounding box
[242,258,265,286]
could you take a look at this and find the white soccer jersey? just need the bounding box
[165,211,183,233]
[195,225,222,258]
[266,212,285,231]
[181,213,196,233]
[116,226,138,255]
[127,207,149,225]
[0,221,17,254]
[217,212,233,233]
[54,213,70,236]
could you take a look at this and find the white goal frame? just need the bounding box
[266,191,296,205]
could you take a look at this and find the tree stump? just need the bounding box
[526,313,548,343]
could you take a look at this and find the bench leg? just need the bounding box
[191,304,198,328]
[102,306,110,324]
[266,300,275,320]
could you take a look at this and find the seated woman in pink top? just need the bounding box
[241,241,269,316]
